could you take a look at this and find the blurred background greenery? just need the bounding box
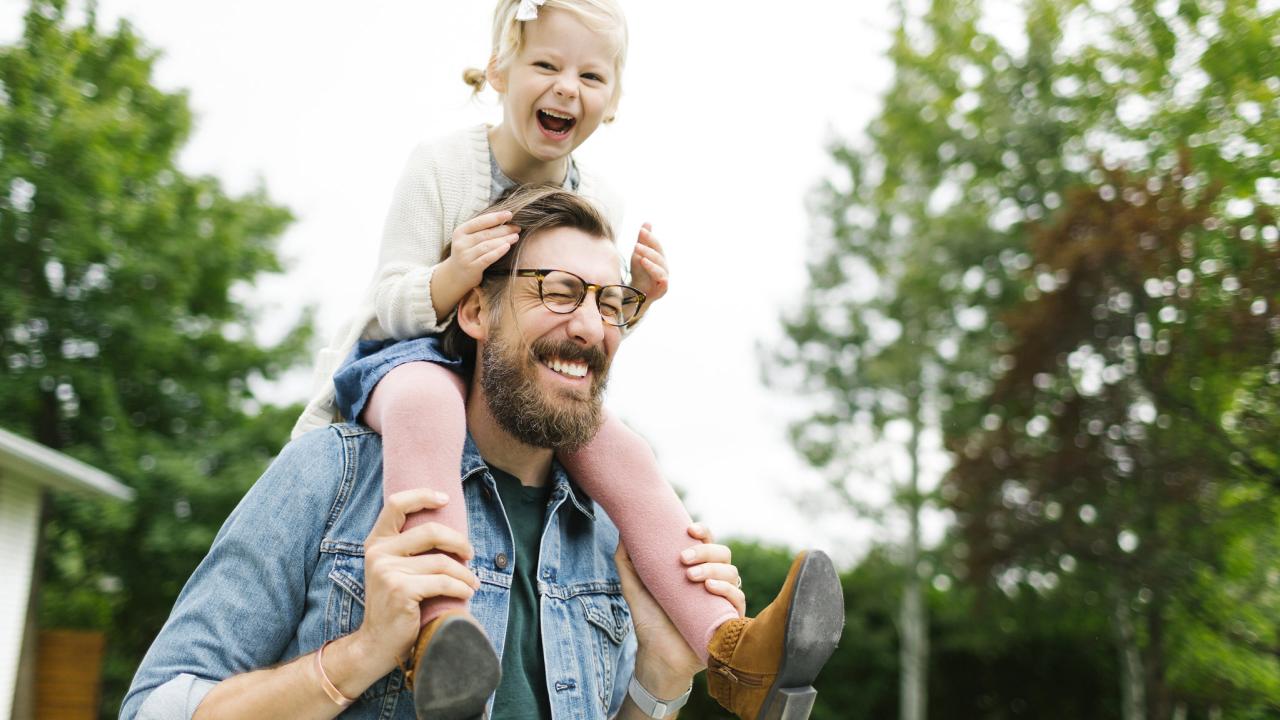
[1,0,1277,718]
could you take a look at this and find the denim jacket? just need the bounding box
[122,423,636,719]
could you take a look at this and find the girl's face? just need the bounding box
[491,7,619,164]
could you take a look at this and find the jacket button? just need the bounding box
[495,553,509,569]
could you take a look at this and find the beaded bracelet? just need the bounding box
[316,639,356,708]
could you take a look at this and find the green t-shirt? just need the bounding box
[489,465,554,720]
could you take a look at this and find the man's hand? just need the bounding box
[433,210,521,319]
[629,223,669,306]
[678,523,746,618]
[191,488,478,720]
[615,523,744,694]
[355,489,481,673]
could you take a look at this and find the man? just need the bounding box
[122,186,836,720]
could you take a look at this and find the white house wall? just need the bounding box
[0,473,40,719]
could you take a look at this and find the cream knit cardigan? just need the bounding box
[291,124,622,439]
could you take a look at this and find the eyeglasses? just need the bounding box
[483,268,647,327]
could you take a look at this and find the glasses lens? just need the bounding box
[540,271,584,313]
[598,285,643,326]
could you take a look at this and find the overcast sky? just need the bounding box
[2,1,925,566]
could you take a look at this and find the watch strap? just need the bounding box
[627,674,692,718]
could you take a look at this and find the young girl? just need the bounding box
[294,1,843,718]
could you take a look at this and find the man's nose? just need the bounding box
[566,295,606,345]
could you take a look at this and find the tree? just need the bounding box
[775,0,1279,716]
[947,160,1280,716]
[0,1,310,712]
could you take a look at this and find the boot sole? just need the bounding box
[757,550,845,720]
[412,615,501,720]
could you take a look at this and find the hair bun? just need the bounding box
[462,67,487,93]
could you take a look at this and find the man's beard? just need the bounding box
[480,332,609,451]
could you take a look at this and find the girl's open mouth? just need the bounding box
[537,109,577,137]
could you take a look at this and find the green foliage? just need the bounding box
[947,161,1280,713]
[926,558,1122,719]
[681,541,1122,719]
[0,1,311,713]
[775,0,1280,715]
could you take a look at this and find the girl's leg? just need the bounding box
[363,361,469,627]
[560,410,738,663]
[564,411,847,720]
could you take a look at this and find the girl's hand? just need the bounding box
[433,210,521,318]
[629,223,669,305]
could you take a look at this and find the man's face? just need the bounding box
[477,226,623,450]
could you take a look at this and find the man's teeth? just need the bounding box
[545,357,588,378]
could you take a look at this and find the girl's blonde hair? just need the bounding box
[462,0,629,119]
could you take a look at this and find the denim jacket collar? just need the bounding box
[460,434,596,520]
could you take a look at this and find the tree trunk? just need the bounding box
[1113,594,1147,720]
[899,391,927,720]
[1144,594,1171,720]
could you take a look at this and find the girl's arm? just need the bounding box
[369,139,518,339]
[369,143,456,340]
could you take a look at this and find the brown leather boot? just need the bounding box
[706,550,845,720]
[403,610,501,720]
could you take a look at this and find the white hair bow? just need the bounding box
[515,0,546,21]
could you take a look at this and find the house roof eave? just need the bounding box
[0,427,133,501]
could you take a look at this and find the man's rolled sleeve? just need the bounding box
[120,427,345,719]
[133,673,216,720]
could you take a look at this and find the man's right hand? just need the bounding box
[355,489,481,673]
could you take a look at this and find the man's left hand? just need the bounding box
[615,523,745,685]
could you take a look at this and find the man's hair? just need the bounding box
[439,183,615,367]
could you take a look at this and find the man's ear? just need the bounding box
[486,57,507,94]
[456,287,488,342]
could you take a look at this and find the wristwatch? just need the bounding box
[627,674,692,718]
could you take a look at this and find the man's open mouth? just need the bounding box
[541,355,589,378]
[530,338,606,385]
[537,109,577,136]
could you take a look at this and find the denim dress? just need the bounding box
[332,335,462,422]
[122,424,636,719]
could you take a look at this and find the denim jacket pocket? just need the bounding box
[325,549,407,708]
[577,592,632,707]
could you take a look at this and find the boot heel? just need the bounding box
[411,614,500,720]
[761,686,817,720]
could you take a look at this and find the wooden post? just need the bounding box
[35,630,106,720]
